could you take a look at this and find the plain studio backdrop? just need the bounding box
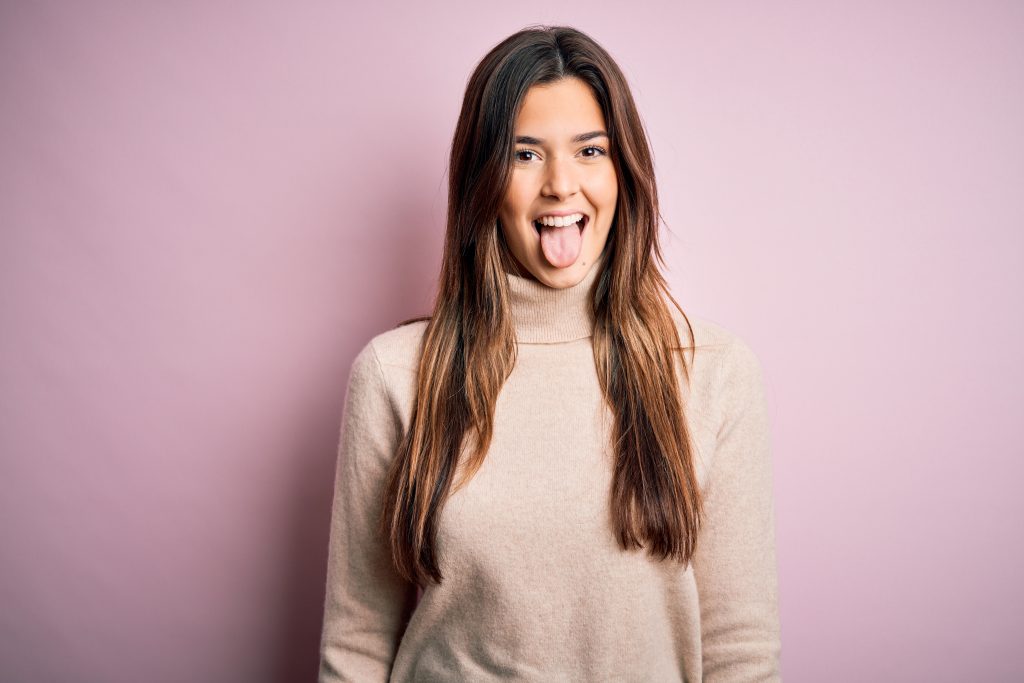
[1,2,1021,681]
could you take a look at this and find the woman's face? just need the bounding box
[498,77,618,287]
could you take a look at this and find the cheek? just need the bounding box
[582,168,617,210]
[596,170,618,205]
[503,176,533,218]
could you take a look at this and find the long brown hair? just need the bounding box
[381,25,700,587]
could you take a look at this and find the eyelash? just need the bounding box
[514,146,608,163]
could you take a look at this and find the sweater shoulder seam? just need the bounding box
[365,338,397,413]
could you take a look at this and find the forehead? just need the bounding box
[514,77,606,137]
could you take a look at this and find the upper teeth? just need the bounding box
[536,213,584,227]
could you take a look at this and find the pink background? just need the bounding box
[2,2,1021,681]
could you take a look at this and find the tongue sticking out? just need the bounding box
[538,219,583,268]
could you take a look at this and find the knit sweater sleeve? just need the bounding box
[691,338,783,681]
[319,340,417,683]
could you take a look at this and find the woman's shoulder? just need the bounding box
[668,308,766,404]
[360,317,430,373]
[346,317,430,400]
[343,318,429,429]
[670,307,755,354]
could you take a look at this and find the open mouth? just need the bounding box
[533,214,588,235]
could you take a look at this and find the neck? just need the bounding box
[505,253,604,344]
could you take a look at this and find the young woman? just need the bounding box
[319,25,782,682]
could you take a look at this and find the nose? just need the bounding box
[541,155,580,200]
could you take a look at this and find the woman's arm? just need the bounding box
[319,340,418,683]
[691,338,783,681]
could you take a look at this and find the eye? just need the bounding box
[581,145,608,158]
[514,149,538,163]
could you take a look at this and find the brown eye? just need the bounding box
[581,145,608,158]
[515,150,537,162]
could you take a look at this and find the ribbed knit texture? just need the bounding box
[319,253,782,682]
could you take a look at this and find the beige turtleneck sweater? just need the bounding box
[319,254,782,682]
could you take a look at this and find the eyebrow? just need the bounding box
[514,130,609,145]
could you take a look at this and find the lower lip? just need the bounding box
[533,215,588,236]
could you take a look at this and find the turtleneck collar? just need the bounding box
[505,252,604,344]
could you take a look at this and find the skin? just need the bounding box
[497,76,618,288]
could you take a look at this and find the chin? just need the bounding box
[537,256,592,285]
